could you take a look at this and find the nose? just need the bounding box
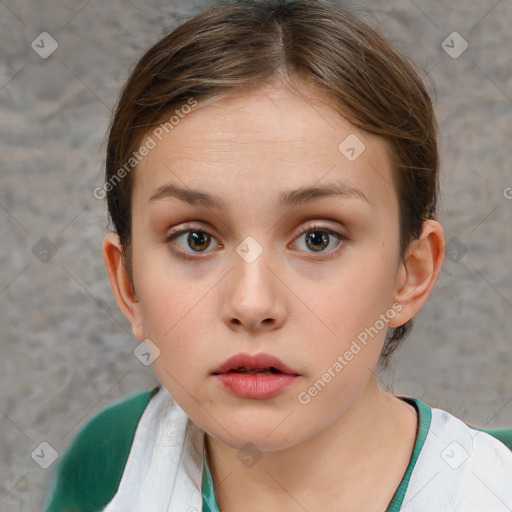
[221,246,286,333]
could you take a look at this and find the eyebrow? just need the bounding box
[148,181,370,209]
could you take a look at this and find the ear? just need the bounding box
[102,232,146,340]
[388,219,445,328]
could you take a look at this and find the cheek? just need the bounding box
[139,282,210,358]
[133,236,199,335]
[133,264,209,379]
[307,265,393,336]
[143,290,211,406]
[296,252,397,368]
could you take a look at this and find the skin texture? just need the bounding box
[103,82,445,511]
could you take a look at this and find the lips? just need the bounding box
[212,352,299,376]
[212,353,300,399]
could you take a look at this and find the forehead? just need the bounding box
[133,83,397,217]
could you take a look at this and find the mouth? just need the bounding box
[212,352,300,376]
[226,367,284,374]
[212,353,300,399]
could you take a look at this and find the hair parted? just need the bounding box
[105,0,439,364]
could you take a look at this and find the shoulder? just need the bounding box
[429,404,512,466]
[476,426,512,451]
[404,399,512,511]
[43,387,160,512]
[461,417,512,510]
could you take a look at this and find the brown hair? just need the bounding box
[104,0,439,364]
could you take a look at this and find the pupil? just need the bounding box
[306,231,328,252]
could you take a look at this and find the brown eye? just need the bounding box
[186,231,211,252]
[292,224,347,256]
[165,226,221,258]
[304,230,330,252]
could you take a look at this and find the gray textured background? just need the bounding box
[1,0,511,509]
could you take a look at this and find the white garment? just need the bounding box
[401,408,512,511]
[103,387,204,512]
[104,387,512,511]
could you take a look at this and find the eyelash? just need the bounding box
[165,223,348,260]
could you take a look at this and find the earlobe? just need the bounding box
[388,220,445,328]
[102,232,146,340]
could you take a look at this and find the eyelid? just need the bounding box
[294,221,346,237]
[165,223,197,239]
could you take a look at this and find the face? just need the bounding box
[129,83,404,451]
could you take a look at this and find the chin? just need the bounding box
[202,412,308,453]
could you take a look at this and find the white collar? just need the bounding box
[103,387,204,512]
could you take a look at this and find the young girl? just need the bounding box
[44,1,512,510]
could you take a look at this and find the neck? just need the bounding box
[205,376,418,512]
